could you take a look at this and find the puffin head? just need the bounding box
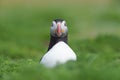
[50,19,68,37]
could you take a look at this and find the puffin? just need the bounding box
[40,19,77,68]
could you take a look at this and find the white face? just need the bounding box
[50,20,68,37]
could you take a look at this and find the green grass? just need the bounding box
[0,0,120,80]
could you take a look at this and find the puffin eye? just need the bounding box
[64,23,67,26]
[51,23,53,27]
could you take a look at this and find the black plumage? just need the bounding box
[48,35,68,51]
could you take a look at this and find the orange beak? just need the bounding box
[56,23,61,36]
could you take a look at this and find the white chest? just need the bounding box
[40,41,77,68]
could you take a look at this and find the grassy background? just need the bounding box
[0,0,120,80]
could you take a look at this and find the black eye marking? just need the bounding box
[51,23,53,27]
[64,22,67,26]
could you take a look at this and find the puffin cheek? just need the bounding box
[61,29,65,33]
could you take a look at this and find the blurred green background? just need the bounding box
[0,0,120,80]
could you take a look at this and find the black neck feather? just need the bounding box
[48,35,68,51]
